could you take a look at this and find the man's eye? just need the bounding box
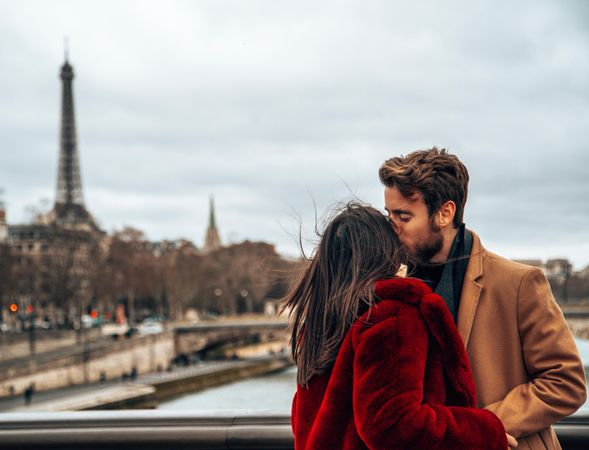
[398,215,411,223]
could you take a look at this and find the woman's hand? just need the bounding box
[506,433,518,448]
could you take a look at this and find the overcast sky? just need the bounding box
[1,0,588,268]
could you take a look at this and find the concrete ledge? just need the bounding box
[151,358,291,403]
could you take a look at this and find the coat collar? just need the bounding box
[374,276,477,407]
[374,276,431,304]
[457,229,486,348]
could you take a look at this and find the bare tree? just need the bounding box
[106,228,157,324]
[163,243,201,320]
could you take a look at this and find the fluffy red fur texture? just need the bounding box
[291,277,507,449]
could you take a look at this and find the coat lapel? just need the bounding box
[457,230,485,348]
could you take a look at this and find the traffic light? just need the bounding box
[9,303,18,313]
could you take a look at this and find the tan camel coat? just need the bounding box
[458,231,586,450]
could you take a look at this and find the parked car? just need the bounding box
[101,323,129,338]
[138,321,164,335]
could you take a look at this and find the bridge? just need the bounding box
[0,411,588,449]
[563,306,589,320]
[174,319,289,360]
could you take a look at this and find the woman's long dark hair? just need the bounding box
[283,202,404,387]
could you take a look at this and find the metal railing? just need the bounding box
[0,411,588,449]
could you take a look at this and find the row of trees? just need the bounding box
[96,227,299,323]
[551,274,589,304]
[3,226,589,329]
[0,227,301,327]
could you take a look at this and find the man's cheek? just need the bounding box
[400,236,415,250]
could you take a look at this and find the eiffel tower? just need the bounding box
[6,51,103,329]
[50,52,96,229]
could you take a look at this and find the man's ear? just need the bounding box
[437,201,456,229]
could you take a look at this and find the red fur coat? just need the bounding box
[291,277,507,450]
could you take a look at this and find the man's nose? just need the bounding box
[389,216,402,234]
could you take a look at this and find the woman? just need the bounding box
[284,202,508,450]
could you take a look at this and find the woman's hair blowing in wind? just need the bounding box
[282,202,405,387]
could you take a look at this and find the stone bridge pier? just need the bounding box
[173,320,289,361]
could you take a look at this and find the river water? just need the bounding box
[158,365,297,414]
[159,338,589,416]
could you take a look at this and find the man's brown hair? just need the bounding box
[379,147,469,228]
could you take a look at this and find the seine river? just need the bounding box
[159,339,589,415]
[158,365,297,414]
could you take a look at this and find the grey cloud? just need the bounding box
[0,0,587,268]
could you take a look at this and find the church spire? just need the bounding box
[203,196,221,252]
[52,52,92,225]
[208,196,217,230]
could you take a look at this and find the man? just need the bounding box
[380,147,586,450]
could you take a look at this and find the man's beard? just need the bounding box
[413,220,444,263]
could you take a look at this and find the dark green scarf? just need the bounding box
[434,224,472,322]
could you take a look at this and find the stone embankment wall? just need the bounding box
[567,319,589,340]
[0,329,102,361]
[0,333,174,397]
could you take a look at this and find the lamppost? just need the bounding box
[214,288,223,314]
[240,289,249,314]
[8,302,18,329]
[26,304,36,355]
[83,331,90,383]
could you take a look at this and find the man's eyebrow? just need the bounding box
[391,209,413,215]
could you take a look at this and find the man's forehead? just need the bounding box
[385,186,422,208]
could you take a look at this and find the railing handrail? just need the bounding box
[0,411,588,449]
[0,411,294,450]
[0,410,292,428]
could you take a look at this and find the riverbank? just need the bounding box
[1,357,292,412]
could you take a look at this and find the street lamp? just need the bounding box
[213,288,223,314]
[26,304,36,355]
[240,289,249,314]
